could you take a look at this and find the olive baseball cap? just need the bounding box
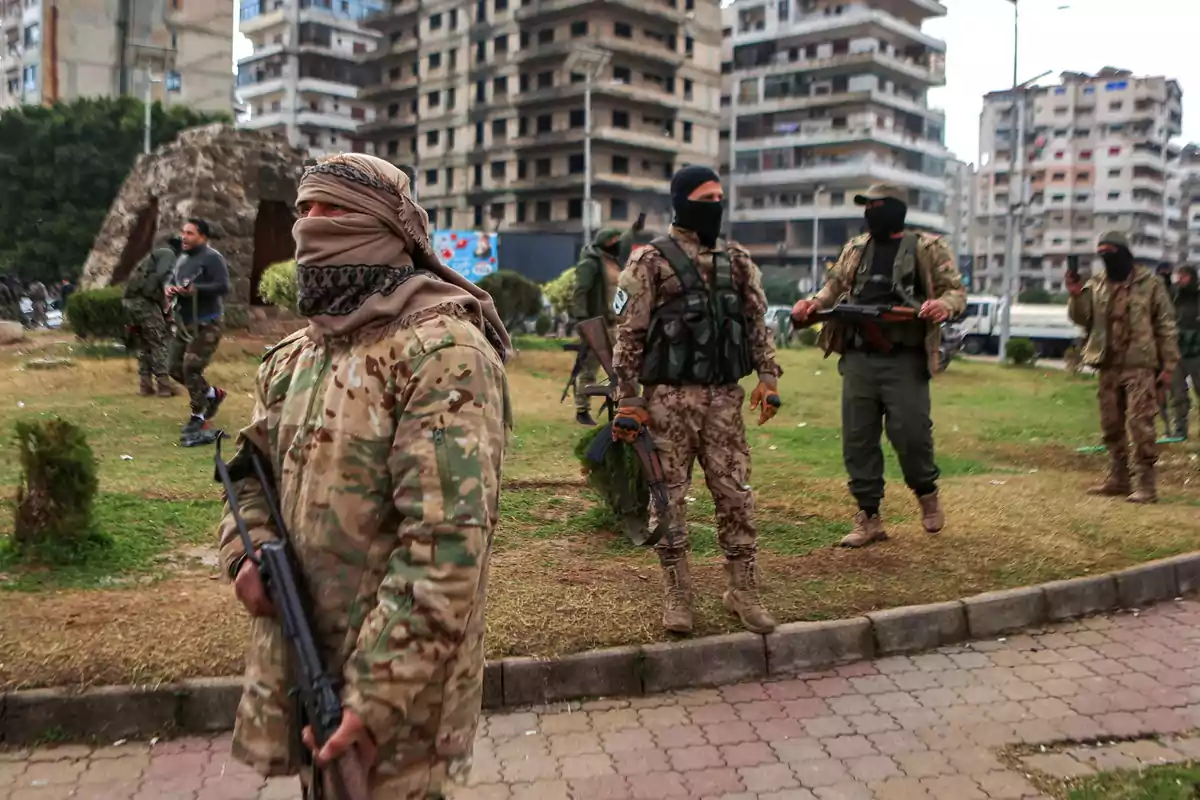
[1097,230,1131,250]
[854,183,908,205]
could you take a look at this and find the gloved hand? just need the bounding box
[612,404,651,443]
[749,381,781,426]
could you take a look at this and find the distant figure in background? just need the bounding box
[27,280,47,327]
[1169,265,1200,440]
[124,236,183,397]
[569,226,624,426]
[58,277,76,317]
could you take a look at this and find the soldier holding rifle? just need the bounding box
[792,183,966,548]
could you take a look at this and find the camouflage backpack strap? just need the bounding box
[651,236,705,293]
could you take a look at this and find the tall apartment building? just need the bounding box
[236,0,381,156]
[1,0,234,114]
[1174,143,1200,265]
[944,156,974,283]
[358,0,723,234]
[721,0,949,279]
[973,68,1183,293]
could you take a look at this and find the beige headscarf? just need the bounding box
[293,153,511,360]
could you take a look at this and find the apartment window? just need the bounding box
[1074,193,1089,203]
[1080,149,1092,160]
[430,12,442,29]
[494,76,508,95]
[1051,172,1066,181]
[475,121,485,145]
[1109,146,1121,155]
[476,80,486,102]
[538,27,554,44]
[613,66,631,83]
[569,153,584,173]
[429,52,441,69]
[495,34,508,53]
[612,155,629,174]
[491,161,506,179]
[448,48,457,67]
[683,78,693,100]
[491,202,505,221]
[425,168,438,185]
[614,22,632,38]
[519,74,530,92]
[476,0,486,21]
[449,8,458,28]
[473,164,483,187]
[387,140,399,156]
[24,23,39,46]
[517,201,527,222]
[21,65,37,92]
[447,87,456,109]
[446,166,454,186]
[570,20,587,37]
[612,110,629,129]
[564,198,581,219]
[1108,191,1120,200]
[570,72,585,84]
[682,121,693,143]
[520,30,530,48]
[537,71,553,89]
[426,130,439,146]
[447,128,456,148]
[351,107,366,121]
[494,0,507,10]
[610,197,629,220]
[684,36,693,57]
[1054,151,1064,160]
[537,114,552,133]
[536,158,551,177]
[428,208,438,228]
[1108,168,1122,178]
[517,159,527,179]
[492,118,506,138]
[1109,102,1122,111]
[474,205,484,227]
[536,201,551,221]
[476,41,486,63]
[388,67,400,81]
[427,90,441,108]
[569,108,584,128]
[1076,171,1090,181]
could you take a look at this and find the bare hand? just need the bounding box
[1064,274,1084,296]
[918,300,949,324]
[791,299,819,324]
[234,558,275,617]
[303,710,377,769]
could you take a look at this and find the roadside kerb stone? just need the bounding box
[962,586,1047,639]
[867,601,967,654]
[1115,560,1178,608]
[1042,574,1118,621]
[502,647,641,706]
[2,685,179,746]
[483,661,503,709]
[177,677,243,732]
[1164,553,1200,595]
[640,632,766,693]
[766,617,873,674]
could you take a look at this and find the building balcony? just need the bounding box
[239,3,288,35]
[361,0,420,31]
[514,0,587,22]
[732,157,944,194]
[362,36,419,63]
[507,124,681,156]
[602,0,686,27]
[236,76,287,99]
[597,35,687,68]
[738,48,945,88]
[734,123,946,160]
[357,113,418,135]
[360,74,419,99]
[733,7,946,53]
[731,202,945,232]
[742,88,943,122]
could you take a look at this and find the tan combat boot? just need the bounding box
[917,491,944,534]
[839,511,888,548]
[139,375,154,396]
[156,375,179,397]
[723,557,776,634]
[1087,457,1131,497]
[659,550,694,634]
[1127,466,1157,504]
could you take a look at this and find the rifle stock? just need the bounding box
[576,317,615,380]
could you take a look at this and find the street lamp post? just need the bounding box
[567,48,612,246]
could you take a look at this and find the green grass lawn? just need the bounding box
[1067,763,1200,800]
[0,330,1198,690]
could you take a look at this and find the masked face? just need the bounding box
[675,200,724,248]
[599,239,621,257]
[864,198,907,240]
[1101,247,1134,282]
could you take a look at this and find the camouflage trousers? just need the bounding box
[30,300,46,327]
[1169,357,1200,437]
[123,298,170,378]
[573,324,616,414]
[168,321,222,415]
[1098,367,1158,470]
[646,384,757,559]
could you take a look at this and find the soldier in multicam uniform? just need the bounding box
[569,226,624,425]
[1167,265,1200,440]
[791,184,966,548]
[1067,231,1179,502]
[612,165,781,636]
[123,236,182,397]
[217,153,511,799]
[27,280,47,327]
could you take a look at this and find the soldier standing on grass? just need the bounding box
[612,164,781,636]
[569,226,624,426]
[217,153,511,798]
[790,184,966,549]
[167,218,230,442]
[1067,231,1179,503]
[1168,265,1200,440]
[123,236,182,397]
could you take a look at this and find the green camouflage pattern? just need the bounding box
[168,322,223,415]
[1068,266,1179,373]
[123,298,170,378]
[814,231,967,377]
[217,307,510,797]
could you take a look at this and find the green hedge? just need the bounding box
[67,287,126,340]
[258,259,299,315]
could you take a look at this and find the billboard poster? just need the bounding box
[432,230,498,283]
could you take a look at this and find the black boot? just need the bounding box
[576,410,597,427]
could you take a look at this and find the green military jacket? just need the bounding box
[1171,285,1200,359]
[570,227,623,322]
[1068,266,1179,373]
[124,247,178,304]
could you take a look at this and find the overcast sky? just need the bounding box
[927,0,1194,165]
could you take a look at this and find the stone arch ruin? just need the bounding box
[80,124,307,325]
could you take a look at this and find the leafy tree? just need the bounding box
[542,267,575,317]
[478,270,543,331]
[0,97,229,284]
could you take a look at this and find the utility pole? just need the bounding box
[997,0,1020,361]
[568,48,610,246]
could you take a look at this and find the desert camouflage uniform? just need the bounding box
[27,281,47,327]
[217,307,511,798]
[613,225,780,633]
[1069,265,1179,499]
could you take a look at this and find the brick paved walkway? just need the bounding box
[3,599,1200,799]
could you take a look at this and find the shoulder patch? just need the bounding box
[612,287,630,316]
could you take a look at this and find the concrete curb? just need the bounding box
[2,552,1198,746]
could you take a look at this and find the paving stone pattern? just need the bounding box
[4,600,1200,799]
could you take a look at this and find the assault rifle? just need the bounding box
[573,317,671,547]
[794,303,920,355]
[214,435,371,800]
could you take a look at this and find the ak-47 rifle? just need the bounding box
[560,341,591,404]
[214,435,371,800]
[794,303,919,355]
[573,317,671,547]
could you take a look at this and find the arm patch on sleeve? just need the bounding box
[612,287,630,316]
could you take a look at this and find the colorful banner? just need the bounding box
[432,230,498,283]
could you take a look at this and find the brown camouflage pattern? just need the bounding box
[645,384,758,559]
[612,226,780,403]
[123,298,170,378]
[168,322,223,415]
[1098,368,1159,470]
[217,306,510,797]
[1068,266,1180,374]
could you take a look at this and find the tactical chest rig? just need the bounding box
[847,232,927,350]
[640,236,753,386]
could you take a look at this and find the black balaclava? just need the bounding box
[864,198,907,240]
[670,165,723,248]
[1101,246,1135,283]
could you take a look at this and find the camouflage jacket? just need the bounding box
[1068,266,1179,373]
[217,307,511,787]
[570,240,621,322]
[814,231,966,377]
[612,225,781,402]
